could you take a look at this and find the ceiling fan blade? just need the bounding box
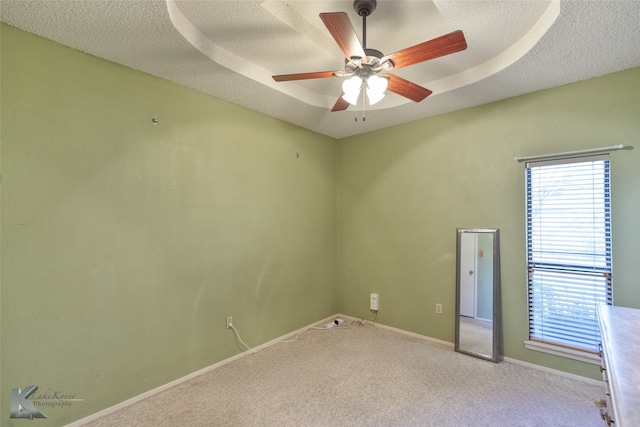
[320,12,367,61]
[331,94,350,112]
[273,71,338,82]
[381,30,467,70]
[384,74,433,102]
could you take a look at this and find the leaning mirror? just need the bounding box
[455,228,501,362]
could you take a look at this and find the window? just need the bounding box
[526,155,612,356]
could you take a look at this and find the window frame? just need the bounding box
[523,154,613,364]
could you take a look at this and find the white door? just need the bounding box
[460,233,477,318]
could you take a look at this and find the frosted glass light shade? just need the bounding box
[341,76,362,105]
[366,88,385,104]
[367,75,388,93]
[366,75,388,105]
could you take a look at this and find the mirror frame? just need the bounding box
[454,228,501,362]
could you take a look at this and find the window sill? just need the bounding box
[524,340,602,365]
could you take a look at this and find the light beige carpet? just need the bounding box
[83,321,603,426]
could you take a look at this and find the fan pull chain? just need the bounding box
[354,82,367,122]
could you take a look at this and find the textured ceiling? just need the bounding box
[2,0,639,139]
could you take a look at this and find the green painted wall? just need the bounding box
[1,25,337,425]
[338,66,640,379]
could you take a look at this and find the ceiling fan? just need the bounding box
[272,0,468,112]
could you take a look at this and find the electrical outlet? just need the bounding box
[436,304,443,314]
[370,293,379,311]
[226,316,233,329]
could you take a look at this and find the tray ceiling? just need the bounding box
[2,1,639,139]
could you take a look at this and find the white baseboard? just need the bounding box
[67,313,599,425]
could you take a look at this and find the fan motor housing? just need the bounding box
[354,0,377,17]
[365,48,383,59]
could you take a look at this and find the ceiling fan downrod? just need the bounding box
[354,0,376,50]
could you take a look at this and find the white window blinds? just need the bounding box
[526,155,612,353]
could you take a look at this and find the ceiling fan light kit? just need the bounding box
[340,74,386,106]
[272,0,468,113]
